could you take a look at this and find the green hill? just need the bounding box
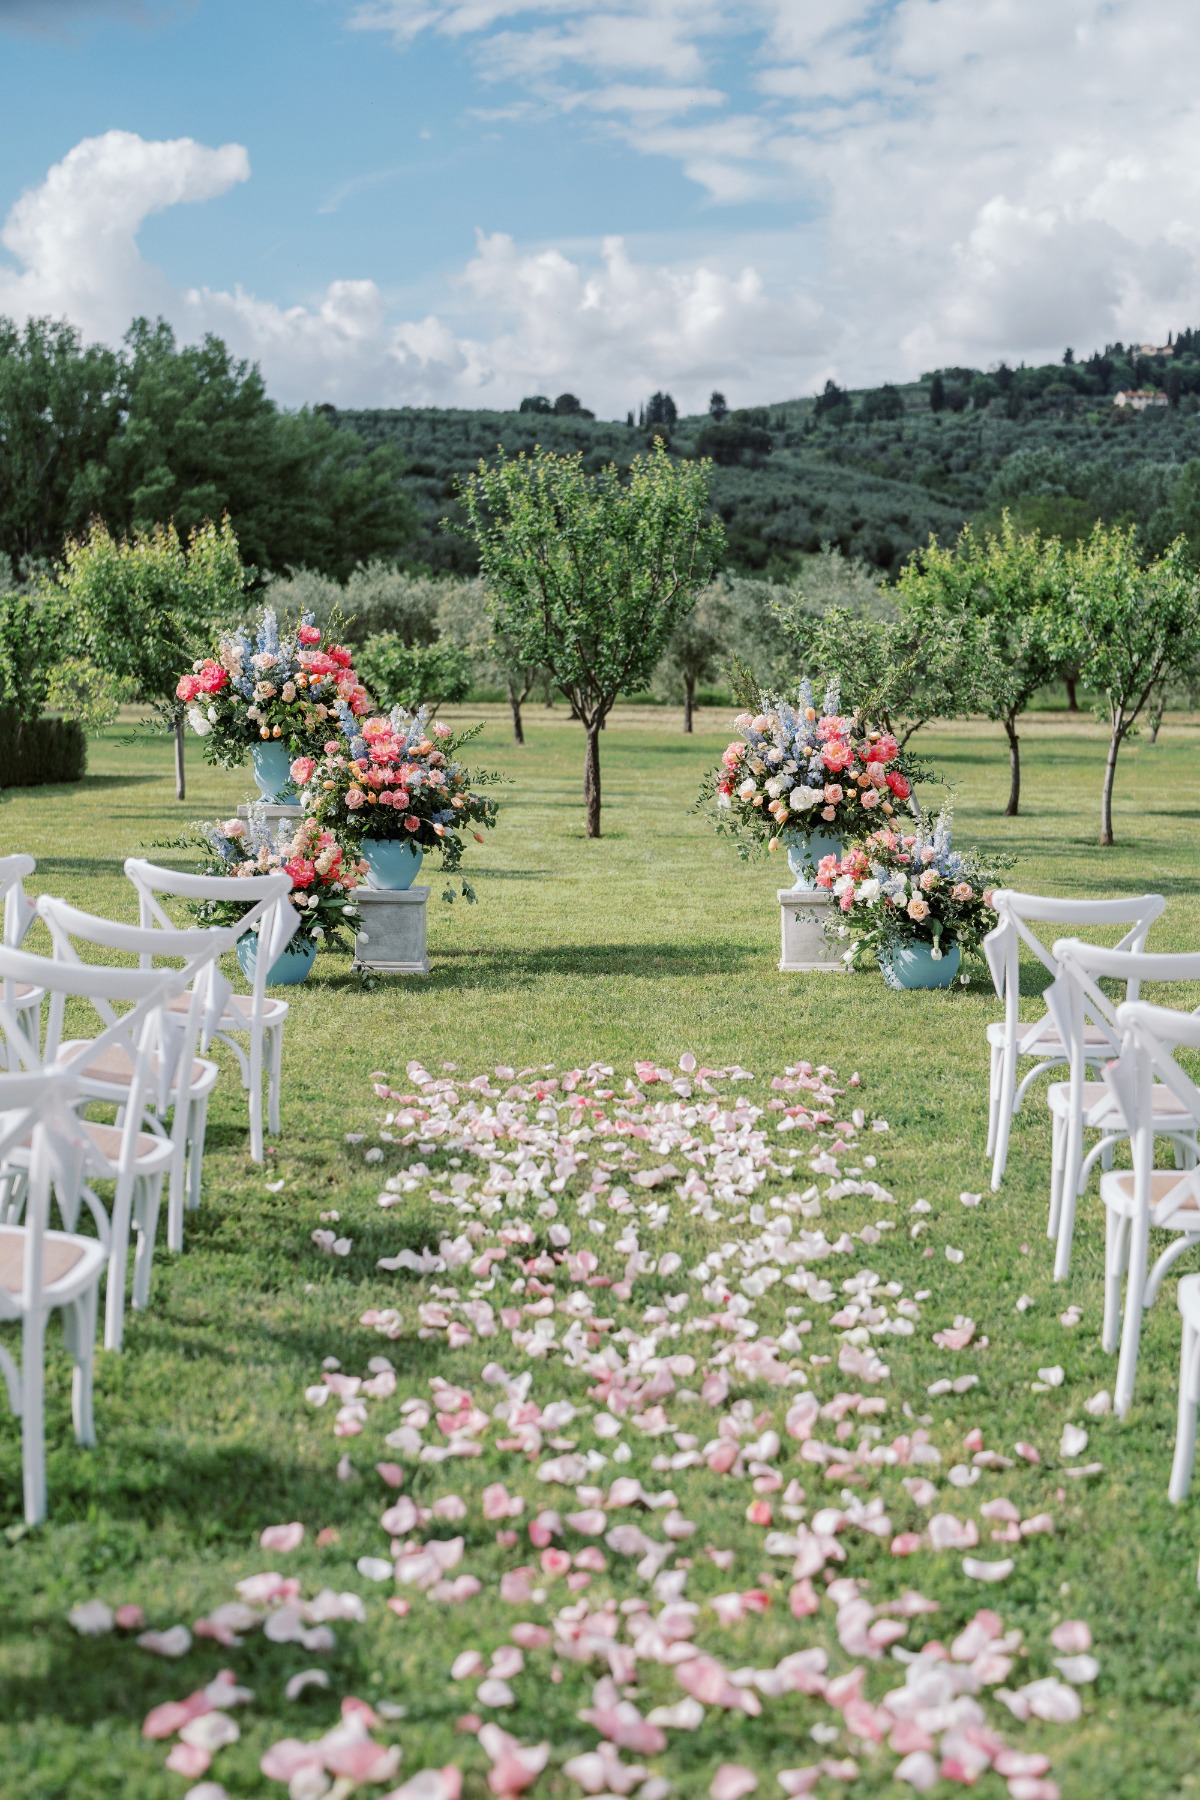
[331,335,1200,578]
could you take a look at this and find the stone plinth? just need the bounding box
[778,886,845,974]
[237,801,302,825]
[354,886,430,975]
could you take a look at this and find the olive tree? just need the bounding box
[894,515,1063,815]
[1056,525,1200,844]
[56,516,246,800]
[458,444,723,834]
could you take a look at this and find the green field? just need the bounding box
[1,704,1199,1800]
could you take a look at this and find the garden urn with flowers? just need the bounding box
[177,609,372,802]
[817,813,1008,989]
[700,678,923,888]
[292,702,500,892]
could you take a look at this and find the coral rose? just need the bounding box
[907,896,930,921]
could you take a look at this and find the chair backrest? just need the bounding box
[123,859,298,1013]
[0,949,183,1189]
[0,1064,95,1318]
[1045,940,1200,1105]
[36,895,238,1079]
[1105,1000,1200,1141]
[984,889,1166,1053]
[0,854,37,949]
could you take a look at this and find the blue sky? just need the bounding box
[0,1,1196,414]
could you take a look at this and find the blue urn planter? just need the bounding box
[785,828,844,891]
[361,838,424,891]
[879,940,961,990]
[250,739,295,802]
[237,934,317,987]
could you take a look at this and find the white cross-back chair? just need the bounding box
[0,1065,108,1525]
[36,896,238,1255]
[1097,999,1200,1421]
[0,967,180,1521]
[1043,941,1200,1285]
[983,889,1166,1191]
[124,861,298,1163]
[0,946,192,1351]
[0,854,42,1065]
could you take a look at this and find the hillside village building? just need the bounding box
[1113,388,1169,410]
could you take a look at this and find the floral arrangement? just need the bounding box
[293,702,500,877]
[817,813,1008,972]
[177,608,372,764]
[189,810,366,950]
[700,678,926,874]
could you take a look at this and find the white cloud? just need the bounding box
[0,131,836,412]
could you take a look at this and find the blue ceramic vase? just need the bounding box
[878,941,961,989]
[250,740,295,802]
[361,838,424,891]
[237,934,317,987]
[785,828,844,891]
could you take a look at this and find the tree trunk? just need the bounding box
[174,715,186,802]
[1003,717,1020,817]
[683,674,695,734]
[584,720,602,838]
[1100,726,1122,845]
[508,688,525,744]
[1065,674,1080,713]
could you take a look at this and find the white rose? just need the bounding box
[858,878,881,904]
[765,776,785,798]
[186,706,212,737]
[789,786,822,812]
[207,705,217,722]
[737,778,758,801]
[833,874,855,897]
[767,747,784,763]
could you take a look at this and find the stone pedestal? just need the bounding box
[778,886,845,974]
[354,886,430,975]
[237,801,302,825]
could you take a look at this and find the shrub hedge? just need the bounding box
[0,707,87,788]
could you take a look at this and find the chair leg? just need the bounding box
[132,1174,164,1312]
[1169,1314,1200,1503]
[990,1057,1015,1192]
[1053,1115,1083,1284]
[1048,1110,1064,1241]
[248,1028,265,1163]
[1102,1208,1128,1354]
[1115,1211,1151,1417]
[104,1175,134,1354]
[985,1042,1001,1158]
[63,1288,98,1447]
[21,1309,47,1526]
[187,1095,209,1213]
[268,1026,284,1137]
[167,1125,188,1255]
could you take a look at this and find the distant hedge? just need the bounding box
[0,707,87,788]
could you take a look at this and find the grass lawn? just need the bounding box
[1,701,1199,1800]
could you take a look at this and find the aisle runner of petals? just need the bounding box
[74,1057,1101,1799]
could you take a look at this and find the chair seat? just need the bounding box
[0,1224,105,1296]
[1048,1080,1196,1122]
[986,1020,1112,1052]
[60,1039,219,1095]
[3,1118,174,1173]
[1100,1167,1200,1224]
[166,991,289,1026]
[6,983,40,1001]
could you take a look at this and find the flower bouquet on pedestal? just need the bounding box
[176,608,373,799]
[817,813,1009,988]
[292,702,500,897]
[699,678,927,885]
[187,810,367,984]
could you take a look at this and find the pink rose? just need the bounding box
[346,788,365,810]
[823,783,843,804]
[821,805,837,821]
[919,869,939,891]
[907,896,930,921]
[861,788,880,808]
[953,882,974,901]
[432,722,451,738]
[403,815,421,832]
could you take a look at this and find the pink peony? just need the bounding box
[821,739,852,773]
[176,674,201,702]
[289,757,315,787]
[865,733,898,763]
[885,770,911,799]
[298,623,321,645]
